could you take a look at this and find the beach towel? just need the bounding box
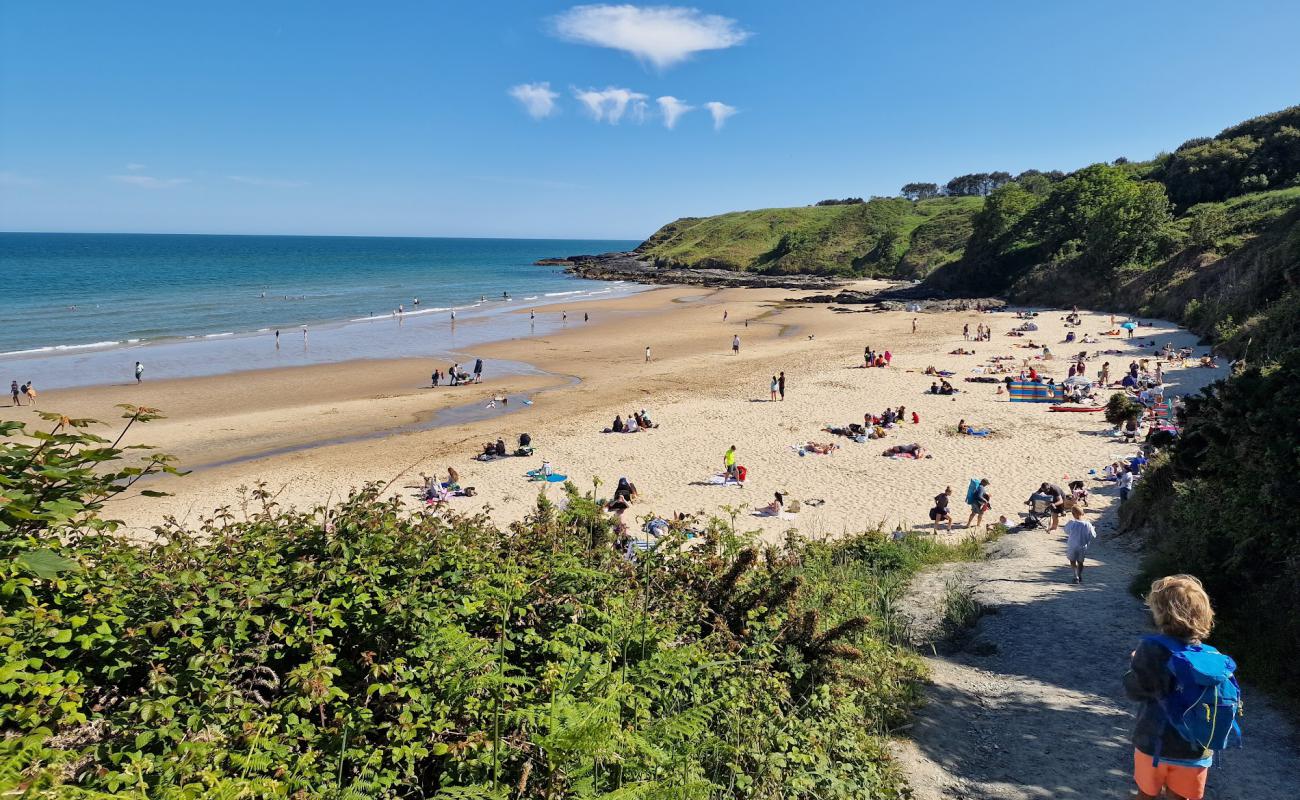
[706,474,745,487]
[963,428,992,436]
[525,470,567,482]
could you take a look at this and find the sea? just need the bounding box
[0,233,642,389]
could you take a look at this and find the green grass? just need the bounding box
[636,195,983,277]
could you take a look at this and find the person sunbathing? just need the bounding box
[803,441,839,454]
[957,419,968,434]
[757,492,785,516]
[613,477,638,504]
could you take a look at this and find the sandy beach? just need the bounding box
[1,282,1225,539]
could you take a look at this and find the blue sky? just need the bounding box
[2,1,1298,239]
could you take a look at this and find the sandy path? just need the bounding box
[894,511,1300,798]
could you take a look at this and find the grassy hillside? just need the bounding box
[635,196,982,277]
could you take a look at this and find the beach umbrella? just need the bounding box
[1120,321,1137,330]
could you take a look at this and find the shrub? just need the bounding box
[0,412,947,798]
[1104,393,1142,427]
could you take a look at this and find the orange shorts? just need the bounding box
[1133,749,1208,799]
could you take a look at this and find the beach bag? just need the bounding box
[965,478,980,505]
[1144,634,1243,764]
[736,465,748,483]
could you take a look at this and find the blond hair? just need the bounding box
[1147,574,1214,642]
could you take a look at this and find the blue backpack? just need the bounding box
[1144,634,1243,764]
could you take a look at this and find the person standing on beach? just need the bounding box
[1062,506,1096,583]
[10,381,21,406]
[966,479,990,528]
[723,310,728,322]
[302,325,308,342]
[584,312,589,322]
[724,445,738,480]
[778,371,786,401]
[645,346,651,362]
[912,317,918,334]
[473,358,484,383]
[1118,468,1135,503]
[732,335,740,355]
[770,375,779,401]
[562,310,567,322]
[134,361,143,384]
[451,310,456,323]
[963,323,970,341]
[23,382,36,405]
[275,329,280,348]
[530,309,535,322]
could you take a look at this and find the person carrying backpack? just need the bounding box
[1123,574,1242,800]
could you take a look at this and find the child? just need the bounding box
[1062,506,1096,583]
[1123,575,1231,800]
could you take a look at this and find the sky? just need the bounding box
[2,1,1299,240]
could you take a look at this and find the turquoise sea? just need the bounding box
[0,233,640,389]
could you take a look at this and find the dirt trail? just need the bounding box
[893,509,1299,799]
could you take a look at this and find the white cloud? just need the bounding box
[656,96,693,129]
[110,174,189,188]
[704,101,737,130]
[552,4,750,69]
[573,86,648,124]
[508,82,560,119]
[228,175,308,188]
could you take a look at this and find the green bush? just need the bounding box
[1103,393,1141,427]
[0,413,956,798]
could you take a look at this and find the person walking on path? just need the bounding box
[732,335,740,355]
[10,380,21,407]
[930,486,954,531]
[645,346,651,363]
[134,361,144,384]
[1124,575,1229,800]
[769,375,779,401]
[966,478,990,528]
[1062,506,1096,584]
[778,371,786,401]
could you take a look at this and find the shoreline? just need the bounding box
[1,281,1227,541]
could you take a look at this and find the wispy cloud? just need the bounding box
[573,86,648,124]
[656,96,693,129]
[704,101,737,130]
[110,174,189,189]
[508,82,560,119]
[552,4,750,70]
[0,171,40,187]
[228,175,308,188]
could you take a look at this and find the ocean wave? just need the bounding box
[0,340,122,357]
[544,290,584,297]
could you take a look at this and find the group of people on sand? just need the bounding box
[9,380,37,406]
[963,322,993,341]
[768,371,786,401]
[862,345,892,368]
[475,432,533,461]
[604,409,658,433]
[432,358,483,387]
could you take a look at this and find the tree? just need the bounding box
[1187,204,1229,249]
[900,182,939,200]
[971,183,1041,243]
[1045,164,1172,276]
